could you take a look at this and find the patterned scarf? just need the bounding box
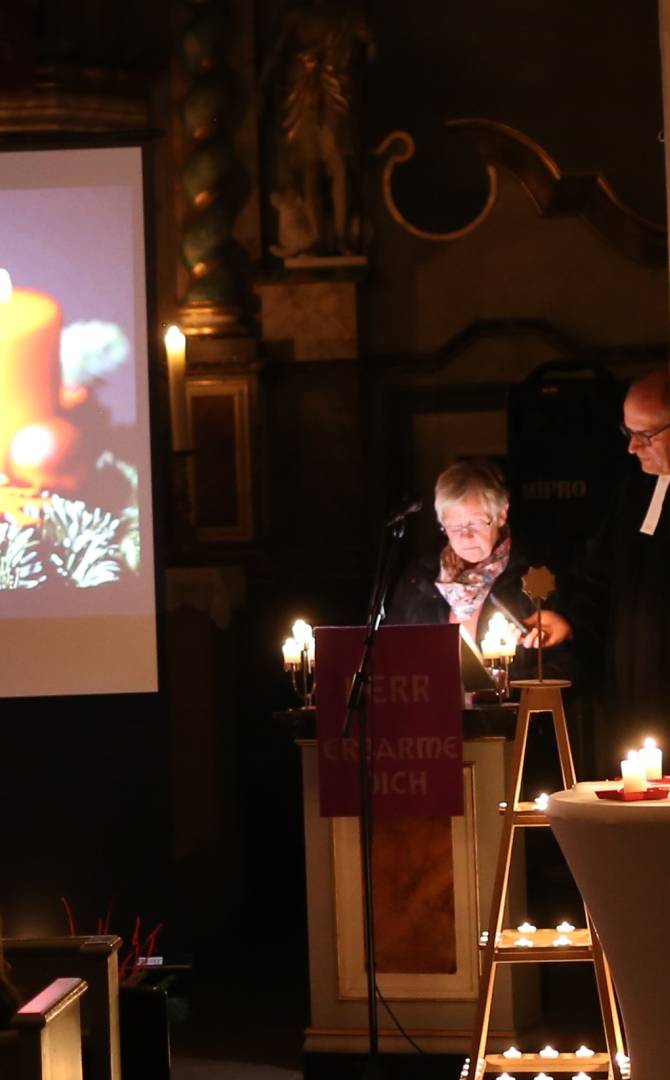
[436,531,511,622]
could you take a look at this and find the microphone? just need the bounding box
[384,496,423,527]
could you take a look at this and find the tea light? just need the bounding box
[514,936,534,948]
[575,1045,594,1057]
[621,750,648,793]
[517,922,536,934]
[539,1045,559,1058]
[534,792,550,811]
[556,921,575,933]
[503,1046,522,1059]
[553,934,571,946]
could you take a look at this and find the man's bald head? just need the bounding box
[623,367,670,475]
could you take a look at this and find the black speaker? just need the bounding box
[508,360,624,563]
[120,983,171,1080]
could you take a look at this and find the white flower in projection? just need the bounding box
[60,320,129,387]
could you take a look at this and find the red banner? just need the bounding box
[316,624,463,818]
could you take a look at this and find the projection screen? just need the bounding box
[0,145,158,696]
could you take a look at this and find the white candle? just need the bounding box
[638,737,663,780]
[480,612,517,660]
[292,619,314,648]
[575,1045,594,1057]
[517,922,536,934]
[621,750,648,793]
[480,635,499,660]
[282,637,301,667]
[556,921,575,933]
[164,325,190,451]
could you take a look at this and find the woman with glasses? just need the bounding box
[386,457,572,675]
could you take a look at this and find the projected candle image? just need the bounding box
[0,267,140,590]
[0,146,157,697]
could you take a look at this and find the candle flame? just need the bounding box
[643,736,657,749]
[539,1045,559,1058]
[0,269,12,303]
[164,324,185,351]
[502,1046,522,1058]
[292,619,314,647]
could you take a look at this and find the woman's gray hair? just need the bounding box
[434,458,509,522]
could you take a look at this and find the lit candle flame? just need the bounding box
[539,1045,559,1058]
[534,792,550,811]
[292,619,314,648]
[575,1045,594,1057]
[517,922,536,934]
[556,921,575,933]
[502,1046,522,1059]
[480,611,517,659]
[164,323,185,351]
[282,637,301,667]
[0,269,12,304]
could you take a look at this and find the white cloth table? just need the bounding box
[547,784,670,1080]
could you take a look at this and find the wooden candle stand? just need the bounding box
[465,678,627,1080]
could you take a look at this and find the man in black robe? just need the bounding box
[536,368,670,757]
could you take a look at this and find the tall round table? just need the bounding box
[547,784,670,1080]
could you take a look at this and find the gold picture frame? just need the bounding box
[186,376,254,542]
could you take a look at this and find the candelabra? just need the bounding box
[282,619,316,707]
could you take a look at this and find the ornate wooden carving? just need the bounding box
[375,119,666,267]
[0,65,147,134]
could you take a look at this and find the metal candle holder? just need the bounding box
[282,619,316,706]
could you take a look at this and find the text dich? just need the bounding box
[323,736,460,797]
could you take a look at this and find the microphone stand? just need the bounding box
[342,515,410,1075]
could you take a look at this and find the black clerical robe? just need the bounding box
[570,463,670,735]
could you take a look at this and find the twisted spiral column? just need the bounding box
[176,0,248,336]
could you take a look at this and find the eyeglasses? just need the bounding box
[442,516,493,537]
[619,420,670,446]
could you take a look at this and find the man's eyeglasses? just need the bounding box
[619,420,670,447]
[442,517,493,537]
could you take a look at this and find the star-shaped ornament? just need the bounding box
[521,565,556,602]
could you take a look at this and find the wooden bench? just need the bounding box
[0,976,87,1080]
[4,936,122,1080]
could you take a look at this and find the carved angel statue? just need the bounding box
[260,0,375,256]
